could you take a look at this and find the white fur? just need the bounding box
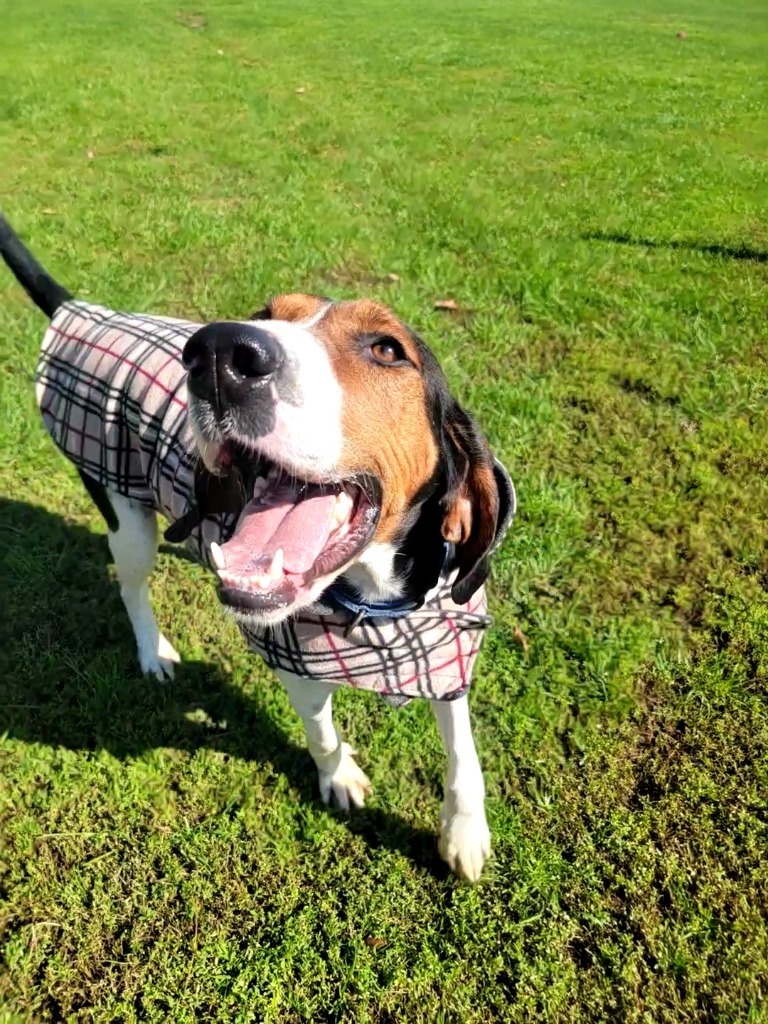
[432,696,490,881]
[188,317,344,483]
[107,492,180,681]
[276,666,489,879]
[342,541,403,601]
[300,302,332,329]
[242,318,344,482]
[277,671,372,811]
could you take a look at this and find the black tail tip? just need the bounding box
[0,212,72,317]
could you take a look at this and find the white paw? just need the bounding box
[438,809,491,882]
[138,633,181,682]
[316,742,372,812]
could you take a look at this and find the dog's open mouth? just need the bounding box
[210,455,380,613]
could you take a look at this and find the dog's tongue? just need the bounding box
[219,493,340,575]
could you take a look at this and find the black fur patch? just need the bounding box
[393,329,469,598]
[0,214,72,317]
[395,326,506,603]
[393,470,448,598]
[78,470,119,532]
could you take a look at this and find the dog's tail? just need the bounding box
[0,213,72,317]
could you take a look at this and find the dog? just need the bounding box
[0,213,514,880]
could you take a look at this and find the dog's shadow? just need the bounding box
[0,497,441,872]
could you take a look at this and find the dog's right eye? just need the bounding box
[369,336,409,366]
[250,305,272,321]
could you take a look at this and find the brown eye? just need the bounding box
[250,304,272,321]
[370,337,407,365]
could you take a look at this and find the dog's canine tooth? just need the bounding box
[332,490,353,526]
[268,548,284,579]
[210,542,226,570]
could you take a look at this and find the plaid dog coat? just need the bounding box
[36,299,501,704]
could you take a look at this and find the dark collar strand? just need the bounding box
[324,542,455,633]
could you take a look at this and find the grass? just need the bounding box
[1,0,767,1018]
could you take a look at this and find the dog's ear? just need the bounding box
[440,403,515,604]
[249,304,272,321]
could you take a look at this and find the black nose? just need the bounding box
[183,322,284,410]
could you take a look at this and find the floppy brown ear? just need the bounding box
[440,404,515,604]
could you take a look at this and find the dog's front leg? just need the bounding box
[107,491,180,681]
[277,671,372,811]
[432,695,490,881]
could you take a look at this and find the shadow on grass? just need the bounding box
[0,498,442,874]
[584,231,768,263]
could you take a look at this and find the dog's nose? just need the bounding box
[183,322,284,410]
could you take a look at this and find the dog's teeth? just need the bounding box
[268,548,284,579]
[333,491,353,525]
[253,476,268,496]
[218,567,278,592]
[210,542,226,570]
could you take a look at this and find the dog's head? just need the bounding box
[182,294,513,624]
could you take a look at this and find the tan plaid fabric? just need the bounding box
[241,583,489,703]
[36,300,232,563]
[35,300,491,703]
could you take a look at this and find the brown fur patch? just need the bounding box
[442,496,473,545]
[269,293,330,323]
[462,459,498,558]
[440,418,500,596]
[316,300,438,542]
[450,457,498,583]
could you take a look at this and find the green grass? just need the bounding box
[1,0,767,1018]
